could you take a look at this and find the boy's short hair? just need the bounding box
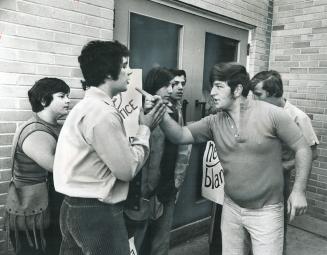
[169,69,187,81]
[144,67,174,95]
[250,70,283,97]
[210,63,250,97]
[28,78,70,113]
[78,40,129,90]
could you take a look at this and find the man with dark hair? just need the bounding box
[147,62,312,255]
[169,69,187,124]
[251,70,319,254]
[125,67,191,255]
[168,69,191,192]
[53,40,165,255]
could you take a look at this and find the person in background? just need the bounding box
[150,62,312,255]
[169,69,186,124]
[169,68,192,194]
[251,70,319,254]
[9,78,70,255]
[125,67,191,255]
[53,40,165,255]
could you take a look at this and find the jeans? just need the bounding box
[283,170,291,255]
[221,196,284,255]
[209,203,223,255]
[59,196,129,255]
[126,199,175,255]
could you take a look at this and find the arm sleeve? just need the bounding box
[174,144,192,189]
[187,115,214,144]
[295,114,319,146]
[91,111,150,182]
[273,109,304,147]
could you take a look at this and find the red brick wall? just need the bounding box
[270,0,327,222]
[0,0,114,252]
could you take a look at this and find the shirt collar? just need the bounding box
[84,86,115,107]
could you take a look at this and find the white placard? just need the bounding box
[113,69,143,138]
[201,141,224,205]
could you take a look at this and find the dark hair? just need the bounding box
[209,63,250,97]
[169,69,187,80]
[250,70,283,97]
[78,40,129,90]
[28,78,70,113]
[143,67,174,95]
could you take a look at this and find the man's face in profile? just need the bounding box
[210,81,235,111]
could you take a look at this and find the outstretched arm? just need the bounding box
[160,112,194,145]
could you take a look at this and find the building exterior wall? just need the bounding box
[270,0,327,222]
[176,0,274,76]
[0,0,114,251]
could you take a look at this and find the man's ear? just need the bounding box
[41,99,46,107]
[233,84,243,97]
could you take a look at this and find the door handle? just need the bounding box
[195,99,206,118]
[182,99,189,123]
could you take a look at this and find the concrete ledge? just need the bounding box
[290,214,327,239]
[170,217,210,247]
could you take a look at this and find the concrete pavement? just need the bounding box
[169,225,327,255]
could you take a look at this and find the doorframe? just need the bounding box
[150,0,255,31]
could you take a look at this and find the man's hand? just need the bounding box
[140,99,166,130]
[144,95,162,113]
[287,190,307,222]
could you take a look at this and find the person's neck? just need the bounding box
[281,97,286,107]
[226,96,246,122]
[171,98,181,106]
[97,83,113,98]
[262,97,285,108]
[37,111,58,125]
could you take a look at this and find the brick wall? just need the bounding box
[0,0,114,252]
[176,0,274,76]
[270,0,327,222]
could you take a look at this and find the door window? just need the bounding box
[202,33,239,95]
[130,13,181,81]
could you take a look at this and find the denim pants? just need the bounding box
[126,199,175,255]
[59,196,129,255]
[283,170,291,254]
[221,196,284,255]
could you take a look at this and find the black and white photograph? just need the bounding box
[0,1,327,255]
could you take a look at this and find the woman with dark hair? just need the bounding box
[9,77,70,255]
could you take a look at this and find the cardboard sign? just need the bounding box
[113,69,143,137]
[201,141,224,205]
[129,237,138,255]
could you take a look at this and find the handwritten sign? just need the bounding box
[201,141,224,205]
[113,69,142,138]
